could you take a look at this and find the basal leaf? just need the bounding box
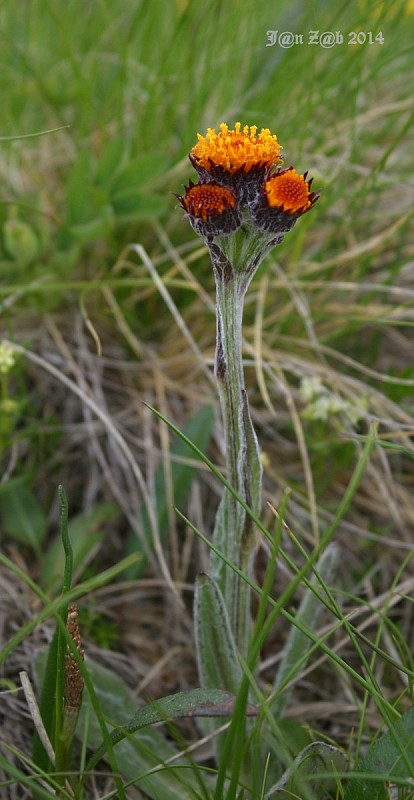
[0,479,46,552]
[87,684,257,772]
[344,707,414,800]
[194,572,242,694]
[40,502,118,593]
[266,741,347,799]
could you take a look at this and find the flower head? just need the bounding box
[178,123,318,255]
[265,168,316,214]
[190,122,283,203]
[251,167,318,234]
[191,122,282,175]
[177,180,240,237]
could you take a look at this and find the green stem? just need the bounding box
[211,262,262,655]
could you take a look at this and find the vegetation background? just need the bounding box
[0,0,413,797]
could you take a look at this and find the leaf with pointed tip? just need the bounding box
[266,741,347,799]
[86,685,257,774]
[40,502,118,593]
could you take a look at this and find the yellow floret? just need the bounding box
[191,122,283,174]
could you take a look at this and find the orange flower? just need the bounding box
[183,182,237,220]
[189,123,284,204]
[177,180,240,237]
[191,122,282,174]
[264,168,314,215]
[179,124,318,242]
[251,167,318,234]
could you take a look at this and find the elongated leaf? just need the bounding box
[266,741,347,799]
[109,153,169,194]
[95,137,126,189]
[194,572,242,693]
[66,152,94,226]
[344,707,414,800]
[0,479,46,552]
[272,543,340,716]
[241,388,262,517]
[35,655,206,800]
[111,188,168,220]
[125,405,214,577]
[69,212,112,243]
[86,675,257,774]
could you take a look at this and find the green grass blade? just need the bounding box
[271,543,340,717]
[125,404,214,577]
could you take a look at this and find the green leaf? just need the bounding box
[0,479,46,552]
[66,152,94,226]
[266,742,347,799]
[111,188,168,220]
[34,654,201,800]
[66,154,111,235]
[125,405,215,577]
[68,209,113,242]
[79,659,255,800]
[110,153,169,195]
[40,502,118,594]
[0,751,57,799]
[344,707,414,799]
[258,720,314,789]
[194,572,242,694]
[3,219,39,267]
[94,137,126,189]
[32,631,59,773]
[86,680,257,773]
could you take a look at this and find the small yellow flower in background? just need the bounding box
[0,398,18,415]
[300,376,367,425]
[0,342,16,375]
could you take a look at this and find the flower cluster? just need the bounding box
[0,341,16,374]
[178,122,318,240]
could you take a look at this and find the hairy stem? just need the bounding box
[211,253,262,655]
